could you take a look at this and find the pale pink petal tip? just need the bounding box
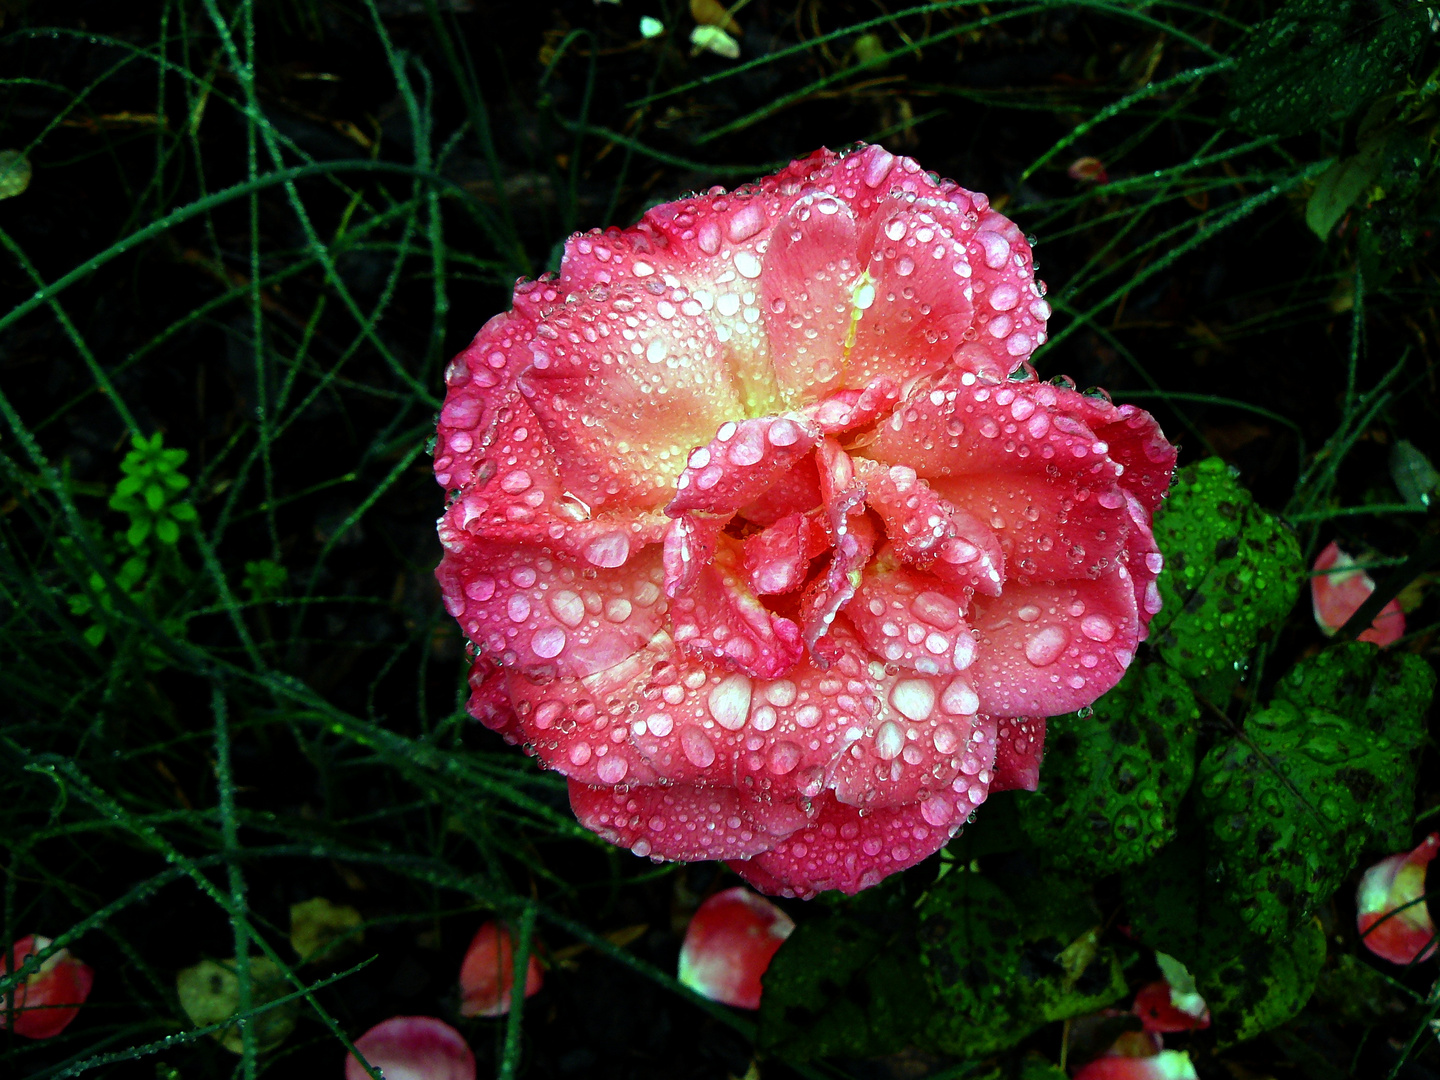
[677,886,796,1009]
[1073,1049,1200,1080]
[345,1016,476,1080]
[458,921,544,1018]
[1357,832,1440,965]
[0,934,95,1039]
[1311,541,1405,646]
[435,143,1178,898]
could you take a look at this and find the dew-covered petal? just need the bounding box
[846,557,978,677]
[853,456,1004,597]
[968,574,1141,717]
[570,779,814,862]
[725,750,994,900]
[759,192,864,404]
[847,204,978,387]
[670,540,805,678]
[668,414,819,516]
[742,511,827,595]
[989,716,1046,792]
[518,283,745,511]
[437,540,666,679]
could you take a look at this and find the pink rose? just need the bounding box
[435,145,1175,897]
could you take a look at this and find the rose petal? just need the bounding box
[571,779,814,862]
[668,414,819,516]
[1357,832,1439,965]
[678,887,795,1009]
[847,558,978,677]
[1073,1050,1200,1080]
[438,541,666,679]
[458,922,544,1018]
[1312,541,1406,646]
[989,716,1046,792]
[743,511,826,595]
[1,935,95,1040]
[669,540,806,678]
[967,573,1141,717]
[345,1016,476,1080]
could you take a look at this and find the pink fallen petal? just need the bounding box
[1133,979,1210,1033]
[1311,541,1405,646]
[345,1016,476,1080]
[458,922,543,1018]
[436,145,1175,898]
[1356,833,1439,965]
[677,887,796,1009]
[1073,1050,1198,1080]
[0,935,94,1039]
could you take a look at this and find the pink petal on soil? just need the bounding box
[345,1016,476,1080]
[458,922,543,1019]
[1356,833,1439,965]
[0,935,94,1040]
[1311,541,1405,647]
[677,887,796,1009]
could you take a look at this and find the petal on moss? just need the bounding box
[989,716,1046,792]
[1312,541,1406,646]
[570,780,814,862]
[967,573,1141,717]
[1357,833,1439,965]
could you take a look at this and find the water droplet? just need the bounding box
[550,590,586,627]
[1017,604,1041,622]
[596,755,628,783]
[933,723,961,754]
[707,673,753,730]
[875,720,905,760]
[941,678,979,716]
[1024,625,1068,666]
[500,470,532,494]
[569,742,592,766]
[1080,613,1116,642]
[890,679,936,721]
[531,626,567,658]
[680,725,716,767]
[767,742,801,775]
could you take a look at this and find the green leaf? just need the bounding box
[175,956,298,1054]
[0,150,31,199]
[758,883,929,1060]
[1200,918,1326,1048]
[1148,457,1303,693]
[1228,0,1427,137]
[1121,839,1325,1047]
[1306,140,1384,239]
[1194,647,1432,940]
[918,869,1127,1056]
[1017,662,1199,875]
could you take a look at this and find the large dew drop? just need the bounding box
[1024,625,1069,666]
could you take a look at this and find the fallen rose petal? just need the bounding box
[1073,1050,1199,1080]
[0,935,94,1039]
[1356,833,1439,965]
[677,886,795,1009]
[458,922,543,1018]
[345,1016,476,1080]
[436,144,1175,897]
[1311,541,1405,646]
[1133,980,1210,1033]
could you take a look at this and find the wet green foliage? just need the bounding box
[1016,661,1199,875]
[917,868,1129,1057]
[1228,0,1428,137]
[757,882,929,1060]
[1196,647,1433,940]
[1148,458,1305,694]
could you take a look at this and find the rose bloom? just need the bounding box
[435,145,1175,898]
